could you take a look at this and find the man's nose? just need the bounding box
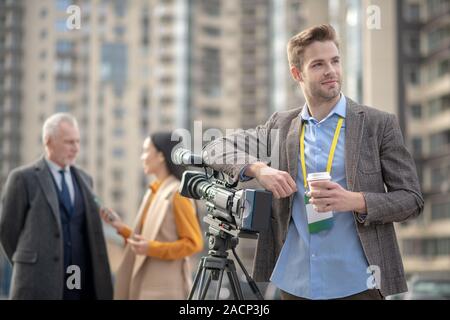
[324,62,336,76]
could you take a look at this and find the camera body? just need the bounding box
[179,170,272,238]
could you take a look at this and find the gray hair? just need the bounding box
[42,113,79,144]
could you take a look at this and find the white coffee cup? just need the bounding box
[307,172,332,215]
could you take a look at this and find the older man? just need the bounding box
[0,113,112,299]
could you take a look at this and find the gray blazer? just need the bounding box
[0,157,113,299]
[203,97,424,297]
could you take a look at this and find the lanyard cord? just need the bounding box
[300,117,344,189]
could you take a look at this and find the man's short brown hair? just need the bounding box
[287,24,339,70]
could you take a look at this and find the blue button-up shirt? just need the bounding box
[270,94,370,299]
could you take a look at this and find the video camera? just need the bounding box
[173,148,272,239]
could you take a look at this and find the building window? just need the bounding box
[101,43,128,96]
[113,0,127,17]
[55,19,68,32]
[40,8,48,18]
[201,47,221,97]
[56,0,72,11]
[430,164,450,186]
[431,201,450,220]
[112,168,123,182]
[403,238,450,257]
[408,68,420,85]
[114,106,125,119]
[55,102,71,112]
[202,107,221,117]
[427,0,450,17]
[411,104,422,119]
[114,25,126,38]
[202,26,221,37]
[55,78,74,92]
[141,11,150,47]
[160,96,173,107]
[112,148,124,158]
[438,59,449,77]
[411,137,422,157]
[201,0,221,16]
[40,29,47,39]
[113,127,125,138]
[56,40,74,54]
[430,129,450,153]
[405,3,421,22]
[160,54,174,64]
[55,58,73,75]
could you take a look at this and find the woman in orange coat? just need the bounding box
[100,132,203,299]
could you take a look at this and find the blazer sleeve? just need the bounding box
[146,193,203,260]
[203,112,279,184]
[358,113,424,226]
[0,170,29,261]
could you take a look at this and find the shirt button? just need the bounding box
[54,256,59,262]
[311,254,316,258]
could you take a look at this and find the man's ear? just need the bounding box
[290,66,303,82]
[158,152,165,163]
[44,136,51,147]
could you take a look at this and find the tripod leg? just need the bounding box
[188,260,203,300]
[215,269,225,300]
[199,270,212,300]
[227,270,244,300]
[196,265,208,300]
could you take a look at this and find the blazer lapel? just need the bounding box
[344,98,365,191]
[35,157,61,231]
[140,179,176,241]
[285,109,303,210]
[286,116,301,181]
[71,167,99,235]
[132,190,152,233]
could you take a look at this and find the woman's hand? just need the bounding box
[99,207,126,231]
[127,234,149,255]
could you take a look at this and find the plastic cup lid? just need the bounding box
[307,172,331,181]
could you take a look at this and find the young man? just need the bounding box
[0,113,113,299]
[203,24,423,300]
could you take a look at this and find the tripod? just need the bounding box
[188,222,264,300]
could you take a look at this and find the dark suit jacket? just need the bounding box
[0,157,113,299]
[203,97,424,297]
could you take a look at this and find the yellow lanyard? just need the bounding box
[300,117,344,189]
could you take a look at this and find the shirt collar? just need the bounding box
[300,93,346,122]
[45,157,70,173]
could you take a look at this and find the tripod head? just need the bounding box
[206,226,239,259]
